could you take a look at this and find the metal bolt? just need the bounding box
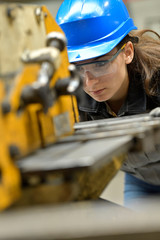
[27,175,42,186]
[9,145,20,159]
[1,101,11,114]
[35,7,42,24]
[46,32,67,52]
[6,7,16,21]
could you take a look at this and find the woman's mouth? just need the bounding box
[91,88,105,95]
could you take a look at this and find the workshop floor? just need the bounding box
[100,171,124,206]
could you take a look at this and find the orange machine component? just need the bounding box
[0,4,80,210]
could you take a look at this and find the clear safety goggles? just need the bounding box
[75,44,126,79]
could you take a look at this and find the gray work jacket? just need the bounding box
[78,78,160,185]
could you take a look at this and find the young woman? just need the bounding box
[56,0,160,208]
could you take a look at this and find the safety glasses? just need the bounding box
[75,44,126,79]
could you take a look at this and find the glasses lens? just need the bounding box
[76,61,117,79]
[75,45,125,79]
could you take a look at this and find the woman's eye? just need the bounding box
[76,66,83,72]
[95,62,107,68]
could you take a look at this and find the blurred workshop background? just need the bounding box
[14,0,160,36]
[4,0,160,206]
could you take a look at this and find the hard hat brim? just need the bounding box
[68,25,137,63]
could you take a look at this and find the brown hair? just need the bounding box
[118,29,160,96]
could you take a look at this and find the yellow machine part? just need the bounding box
[0,82,21,210]
[0,4,79,210]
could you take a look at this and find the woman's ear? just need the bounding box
[124,41,134,64]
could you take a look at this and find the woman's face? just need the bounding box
[76,42,134,103]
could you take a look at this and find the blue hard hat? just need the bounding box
[56,0,137,63]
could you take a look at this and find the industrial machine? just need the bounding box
[0,3,81,210]
[0,3,135,211]
[1,2,160,240]
[0,3,160,218]
[0,3,130,211]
